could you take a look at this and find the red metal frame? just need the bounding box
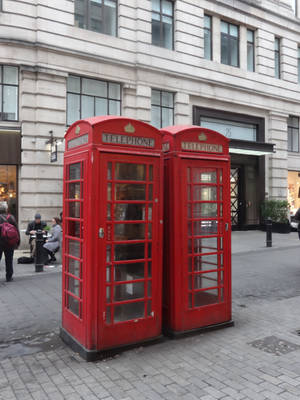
[161,125,232,334]
[62,117,163,357]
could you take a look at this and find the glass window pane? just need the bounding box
[162,0,173,16]
[192,169,217,183]
[68,295,80,316]
[162,107,173,127]
[68,239,81,258]
[194,272,218,290]
[275,38,279,51]
[68,276,81,297]
[114,262,145,281]
[67,94,80,125]
[229,24,238,37]
[204,29,212,60]
[69,163,81,180]
[192,203,218,218]
[68,220,81,237]
[114,204,146,221]
[275,54,280,78]
[3,66,18,84]
[109,83,121,99]
[109,100,120,115]
[82,78,107,97]
[114,301,144,322]
[3,86,17,120]
[192,186,217,201]
[69,202,81,218]
[81,95,94,118]
[194,253,219,271]
[152,0,160,12]
[161,91,173,107]
[114,223,145,240]
[95,97,107,115]
[103,0,117,36]
[114,282,145,301]
[247,43,254,72]
[221,35,229,65]
[115,184,146,200]
[114,243,145,261]
[230,38,239,67]
[115,163,146,180]
[221,21,228,33]
[162,16,173,49]
[193,220,218,236]
[193,237,218,253]
[68,257,81,277]
[67,76,81,93]
[151,106,161,129]
[204,15,211,29]
[247,29,254,43]
[194,289,219,307]
[152,18,161,46]
[151,90,161,105]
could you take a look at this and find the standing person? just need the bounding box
[0,202,20,282]
[25,213,47,256]
[294,207,300,240]
[43,217,62,263]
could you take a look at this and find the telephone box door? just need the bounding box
[98,153,162,349]
[182,159,231,329]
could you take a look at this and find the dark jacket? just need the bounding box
[26,220,47,236]
[0,213,20,249]
[295,208,300,232]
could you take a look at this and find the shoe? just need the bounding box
[50,256,56,262]
[6,277,13,282]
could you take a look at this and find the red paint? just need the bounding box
[161,125,232,334]
[62,117,163,352]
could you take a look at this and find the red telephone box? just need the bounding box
[61,116,163,360]
[161,125,233,336]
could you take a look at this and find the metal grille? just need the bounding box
[230,168,239,226]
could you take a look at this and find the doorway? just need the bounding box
[0,165,17,219]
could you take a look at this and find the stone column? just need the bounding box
[136,84,151,123]
[174,92,190,125]
[256,29,275,77]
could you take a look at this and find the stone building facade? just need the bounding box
[0,0,300,236]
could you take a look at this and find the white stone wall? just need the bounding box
[0,0,299,233]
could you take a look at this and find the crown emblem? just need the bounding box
[75,126,81,135]
[124,123,135,133]
[198,133,207,141]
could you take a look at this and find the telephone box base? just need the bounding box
[60,327,164,362]
[163,320,234,339]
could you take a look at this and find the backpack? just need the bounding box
[0,215,19,247]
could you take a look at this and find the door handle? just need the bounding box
[225,223,229,232]
[98,227,105,239]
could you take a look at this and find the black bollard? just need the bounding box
[266,218,272,247]
[35,230,46,272]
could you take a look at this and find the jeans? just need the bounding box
[0,247,14,281]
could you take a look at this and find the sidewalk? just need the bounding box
[0,231,300,400]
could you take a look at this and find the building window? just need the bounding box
[298,47,300,83]
[221,21,239,67]
[0,66,18,121]
[204,15,212,60]
[288,116,299,152]
[151,89,174,129]
[67,75,121,126]
[292,0,298,15]
[152,0,174,50]
[247,29,255,72]
[74,0,117,36]
[274,37,281,79]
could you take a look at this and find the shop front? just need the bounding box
[288,171,300,227]
[193,107,274,230]
[0,128,21,219]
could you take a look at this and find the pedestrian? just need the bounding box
[43,217,62,264]
[25,213,47,257]
[0,202,20,282]
[294,207,300,240]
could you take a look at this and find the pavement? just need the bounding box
[0,231,300,400]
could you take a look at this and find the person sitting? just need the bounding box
[25,213,47,256]
[43,217,62,264]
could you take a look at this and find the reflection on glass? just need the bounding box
[107,183,112,200]
[115,184,146,200]
[148,281,152,297]
[106,307,111,324]
[114,262,144,281]
[114,301,144,322]
[188,257,193,272]
[106,267,110,282]
[68,276,80,297]
[69,183,81,199]
[192,169,217,183]
[148,261,152,277]
[194,254,219,271]
[193,220,218,236]
[148,243,152,258]
[219,170,223,183]
[194,272,218,289]
[107,162,112,180]
[106,286,111,302]
[68,295,79,316]
[149,165,153,181]
[68,257,81,277]
[193,237,218,253]
[193,186,217,201]
[188,186,191,201]
[188,221,192,236]
[106,245,111,262]
[69,163,81,180]
[148,205,152,220]
[219,187,223,201]
[114,223,145,240]
[68,220,80,237]
[149,184,153,200]
[115,163,146,181]
[114,204,146,221]
[69,202,80,218]
[148,223,152,239]
[107,204,111,220]
[188,239,192,254]
[193,203,218,218]
[68,239,81,258]
[194,289,219,307]
[114,282,144,301]
[114,243,145,261]
[147,300,152,316]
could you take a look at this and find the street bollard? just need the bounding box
[266,218,272,247]
[35,230,46,272]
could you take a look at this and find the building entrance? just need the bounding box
[0,165,17,218]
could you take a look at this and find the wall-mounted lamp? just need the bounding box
[45,130,64,162]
